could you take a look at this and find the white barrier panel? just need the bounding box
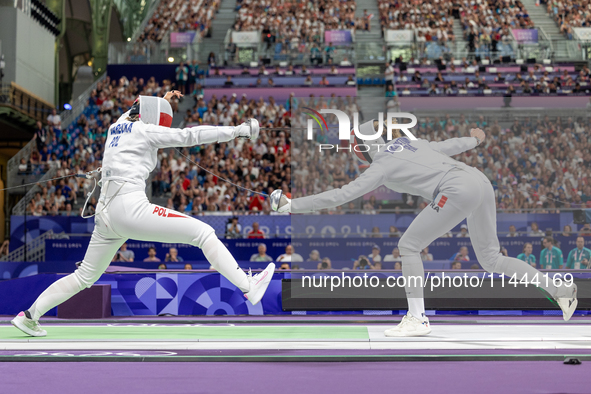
[385,30,413,44]
[574,28,591,41]
[231,31,260,45]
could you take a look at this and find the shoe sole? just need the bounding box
[11,318,46,337]
[246,263,275,306]
[384,328,432,337]
[559,297,578,321]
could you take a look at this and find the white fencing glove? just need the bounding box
[270,189,291,213]
[234,118,260,141]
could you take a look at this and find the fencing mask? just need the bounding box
[350,119,388,165]
[129,96,173,127]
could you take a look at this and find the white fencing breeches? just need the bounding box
[398,167,557,318]
[29,181,249,320]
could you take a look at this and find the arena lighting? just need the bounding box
[167,57,175,63]
[127,37,131,42]
[63,103,72,110]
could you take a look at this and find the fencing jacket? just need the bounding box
[291,137,479,213]
[101,111,236,190]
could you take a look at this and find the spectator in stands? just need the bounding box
[158,263,167,270]
[388,226,401,238]
[451,261,462,270]
[420,247,433,261]
[450,246,470,262]
[184,264,193,270]
[383,248,402,264]
[0,240,9,259]
[318,257,332,270]
[540,237,564,269]
[307,250,321,263]
[506,225,519,237]
[346,75,356,86]
[277,245,304,263]
[579,224,591,237]
[562,225,573,237]
[247,222,265,239]
[529,222,544,237]
[165,247,184,262]
[566,237,591,270]
[144,247,161,262]
[250,243,273,262]
[368,245,382,268]
[224,76,234,86]
[517,243,536,268]
[319,76,329,86]
[353,255,372,270]
[304,76,313,86]
[47,108,61,129]
[456,224,469,238]
[116,243,135,262]
[226,217,242,239]
[370,227,382,238]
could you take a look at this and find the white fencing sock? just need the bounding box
[495,255,557,297]
[202,237,250,293]
[28,273,84,321]
[401,254,426,319]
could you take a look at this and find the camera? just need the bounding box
[321,261,329,269]
[358,257,369,268]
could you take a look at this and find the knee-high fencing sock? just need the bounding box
[494,255,557,297]
[28,273,85,321]
[202,236,250,293]
[401,253,426,319]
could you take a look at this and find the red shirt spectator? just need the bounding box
[247,222,265,239]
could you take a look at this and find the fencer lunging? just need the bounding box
[12,92,275,337]
[271,120,577,337]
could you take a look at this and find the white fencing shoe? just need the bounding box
[244,263,275,305]
[384,312,431,337]
[234,118,260,141]
[11,311,47,337]
[555,282,578,321]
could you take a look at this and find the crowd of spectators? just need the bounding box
[232,0,361,63]
[383,60,591,96]
[544,0,591,40]
[378,0,531,58]
[138,0,221,42]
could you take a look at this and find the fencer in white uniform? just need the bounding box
[12,93,275,337]
[271,120,577,337]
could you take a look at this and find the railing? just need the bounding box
[0,229,69,262]
[60,73,107,130]
[0,82,54,123]
[11,166,56,215]
[6,139,36,189]
[108,40,201,64]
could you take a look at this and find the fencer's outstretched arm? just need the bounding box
[428,128,486,157]
[144,120,259,149]
[291,163,385,214]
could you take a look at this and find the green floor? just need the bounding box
[1,325,369,341]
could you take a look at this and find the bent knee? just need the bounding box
[398,234,423,256]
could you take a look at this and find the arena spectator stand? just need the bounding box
[138,0,221,42]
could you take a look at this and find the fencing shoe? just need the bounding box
[244,263,275,305]
[555,282,578,321]
[235,118,260,141]
[384,312,431,337]
[11,311,47,337]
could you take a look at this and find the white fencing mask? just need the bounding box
[130,96,173,127]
